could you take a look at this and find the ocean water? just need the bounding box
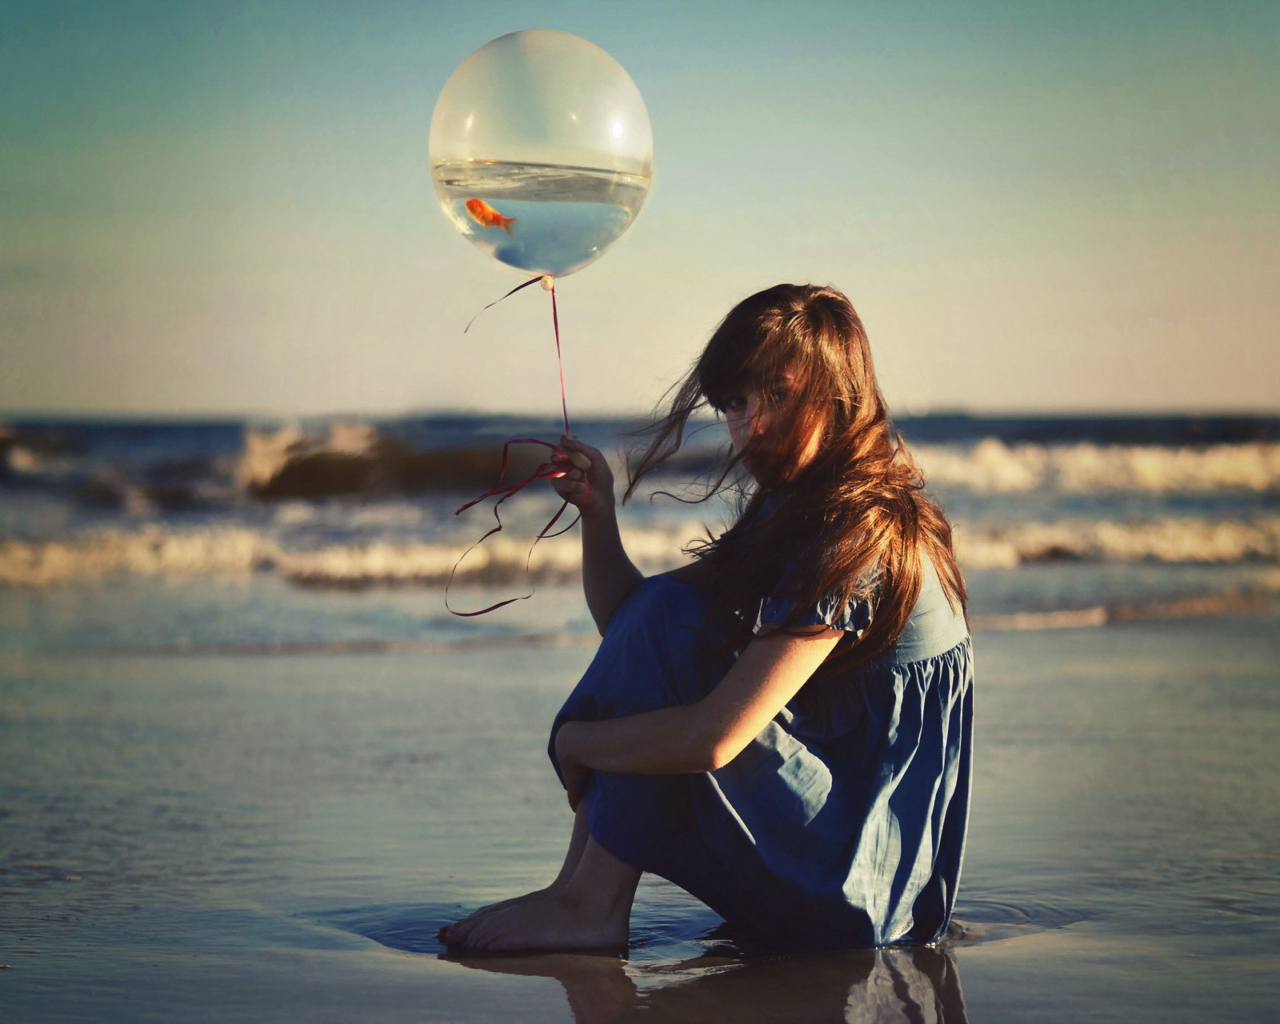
[3,414,1278,585]
[1,413,1278,1020]
[1,413,1277,645]
[0,612,1276,1021]
[432,161,649,277]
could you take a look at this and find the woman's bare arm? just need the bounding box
[554,625,843,799]
[552,437,643,634]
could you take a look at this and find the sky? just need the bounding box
[1,0,1277,418]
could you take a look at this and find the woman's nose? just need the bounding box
[747,396,771,436]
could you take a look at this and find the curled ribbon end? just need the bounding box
[446,437,581,616]
[449,275,574,615]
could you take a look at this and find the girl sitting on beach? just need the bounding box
[443,283,973,953]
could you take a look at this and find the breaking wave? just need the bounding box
[915,441,1280,494]
[954,516,1280,568]
[0,527,688,588]
[3,517,1278,588]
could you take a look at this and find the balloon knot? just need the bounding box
[540,275,555,291]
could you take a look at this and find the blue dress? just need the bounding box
[549,556,973,951]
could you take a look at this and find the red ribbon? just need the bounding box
[464,275,569,436]
[447,276,583,616]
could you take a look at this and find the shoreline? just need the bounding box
[28,583,1277,660]
[2,614,1276,1022]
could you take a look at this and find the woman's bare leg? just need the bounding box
[450,833,641,952]
[441,804,591,944]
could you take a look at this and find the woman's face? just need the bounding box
[723,389,770,459]
[723,376,822,482]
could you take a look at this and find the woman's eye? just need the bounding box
[724,395,747,411]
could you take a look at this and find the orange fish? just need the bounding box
[465,198,517,234]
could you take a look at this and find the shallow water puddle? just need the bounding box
[3,613,1277,1022]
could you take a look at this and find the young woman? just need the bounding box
[443,284,973,953]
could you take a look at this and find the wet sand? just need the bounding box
[1,612,1277,1022]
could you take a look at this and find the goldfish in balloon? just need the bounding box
[465,198,517,234]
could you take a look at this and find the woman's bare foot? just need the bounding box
[440,883,567,945]
[440,804,594,945]
[447,835,641,953]
[451,891,629,952]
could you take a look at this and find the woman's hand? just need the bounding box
[550,436,615,519]
[555,721,592,811]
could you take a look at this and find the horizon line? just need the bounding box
[4,407,1280,424]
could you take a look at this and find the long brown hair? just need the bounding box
[625,283,966,663]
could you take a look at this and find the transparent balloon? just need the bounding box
[430,30,653,278]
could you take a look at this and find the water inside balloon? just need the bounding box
[433,160,650,277]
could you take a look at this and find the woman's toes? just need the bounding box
[464,919,494,950]
[451,911,495,946]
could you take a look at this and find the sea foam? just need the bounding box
[3,517,1278,588]
[915,441,1280,493]
[954,517,1280,568]
[0,527,687,588]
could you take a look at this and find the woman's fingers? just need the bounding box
[558,751,590,811]
[551,476,588,505]
[560,436,606,469]
[553,437,614,516]
[550,464,584,487]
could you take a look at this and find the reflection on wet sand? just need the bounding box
[448,944,967,1024]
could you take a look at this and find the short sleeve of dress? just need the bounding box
[759,563,873,635]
